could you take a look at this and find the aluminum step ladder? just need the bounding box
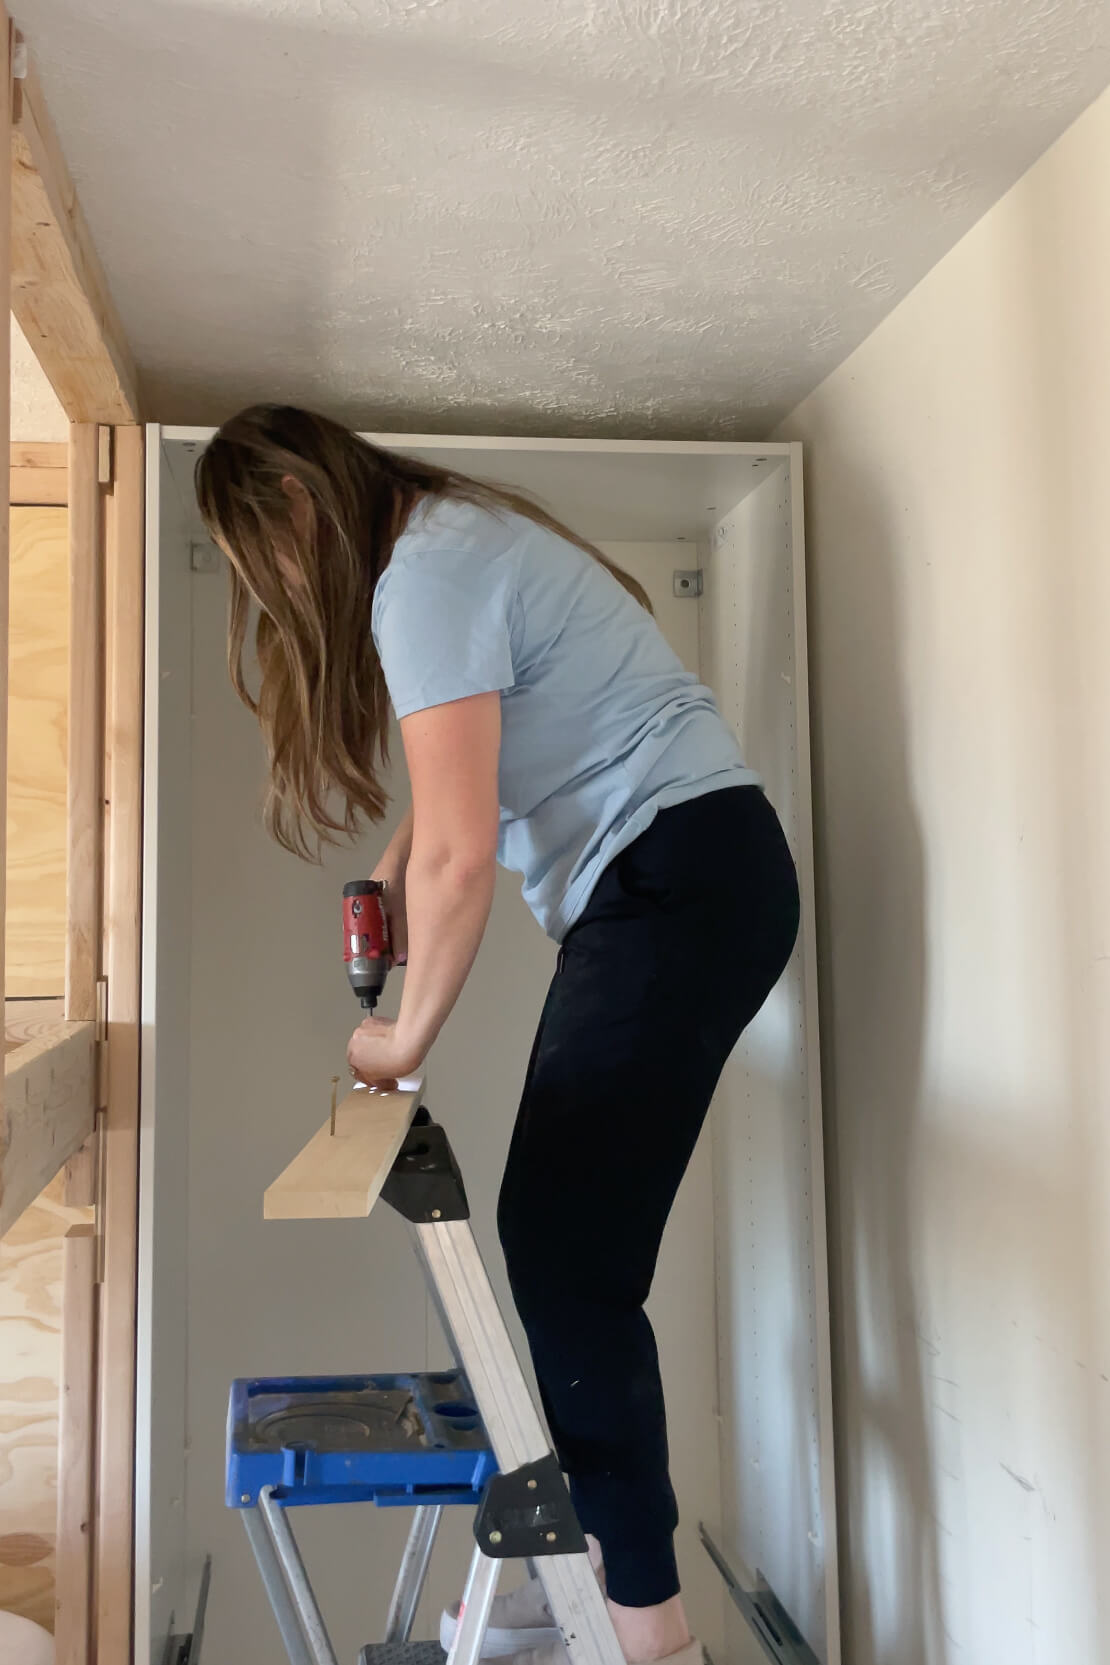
[227,1105,625,1665]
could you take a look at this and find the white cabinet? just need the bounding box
[138,428,837,1665]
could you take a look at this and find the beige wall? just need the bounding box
[777,84,1110,1663]
[9,319,67,444]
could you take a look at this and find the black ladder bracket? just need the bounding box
[381,1112,470,1223]
[475,1454,588,1559]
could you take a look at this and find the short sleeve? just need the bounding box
[371,548,518,719]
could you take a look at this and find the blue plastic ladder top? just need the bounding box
[226,1369,497,1511]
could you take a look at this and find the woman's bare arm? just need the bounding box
[387,692,500,1074]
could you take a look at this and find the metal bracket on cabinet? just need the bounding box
[698,1524,819,1665]
[160,1554,212,1665]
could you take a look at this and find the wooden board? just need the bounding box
[65,426,102,1023]
[6,505,68,997]
[1,1021,97,1239]
[264,1084,423,1220]
[10,58,139,424]
[54,1222,96,1664]
[10,442,67,506]
[5,997,66,1054]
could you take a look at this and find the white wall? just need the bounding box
[777,83,1110,1665]
[178,537,726,1665]
[700,466,837,1665]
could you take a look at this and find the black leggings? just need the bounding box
[496,786,800,1609]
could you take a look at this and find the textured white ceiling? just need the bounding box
[10,0,1110,437]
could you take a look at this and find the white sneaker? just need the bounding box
[502,1639,704,1665]
[439,1574,562,1657]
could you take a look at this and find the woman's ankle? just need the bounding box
[605,1593,691,1665]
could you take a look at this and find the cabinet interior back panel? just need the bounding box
[699,461,837,1664]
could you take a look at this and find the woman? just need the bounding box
[197,405,799,1665]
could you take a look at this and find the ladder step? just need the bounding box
[358,1644,446,1665]
[226,1370,497,1510]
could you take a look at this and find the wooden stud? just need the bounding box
[6,505,69,996]
[54,1222,96,1665]
[95,425,144,1665]
[65,426,104,1023]
[10,55,140,424]
[10,440,67,505]
[0,1021,97,1238]
[264,1083,424,1220]
[97,425,112,486]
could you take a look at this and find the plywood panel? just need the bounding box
[0,1173,92,1632]
[6,505,68,997]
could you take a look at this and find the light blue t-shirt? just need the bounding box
[372,496,759,941]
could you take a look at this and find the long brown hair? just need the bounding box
[195,404,651,858]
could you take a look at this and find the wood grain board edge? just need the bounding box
[0,1021,97,1239]
[10,55,140,424]
[65,425,104,1023]
[10,440,67,505]
[55,1222,96,1665]
[264,1085,423,1220]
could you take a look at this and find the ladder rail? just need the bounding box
[446,1546,502,1665]
[413,1220,550,1468]
[414,1217,627,1665]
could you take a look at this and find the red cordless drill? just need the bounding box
[342,879,392,1010]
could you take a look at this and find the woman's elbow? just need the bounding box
[410,843,497,892]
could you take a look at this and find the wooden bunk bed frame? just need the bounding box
[0,12,145,1662]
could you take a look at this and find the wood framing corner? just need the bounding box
[10,48,140,423]
[2,9,146,1656]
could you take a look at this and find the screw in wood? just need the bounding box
[330,1075,340,1137]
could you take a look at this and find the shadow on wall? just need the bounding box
[804,466,948,1665]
